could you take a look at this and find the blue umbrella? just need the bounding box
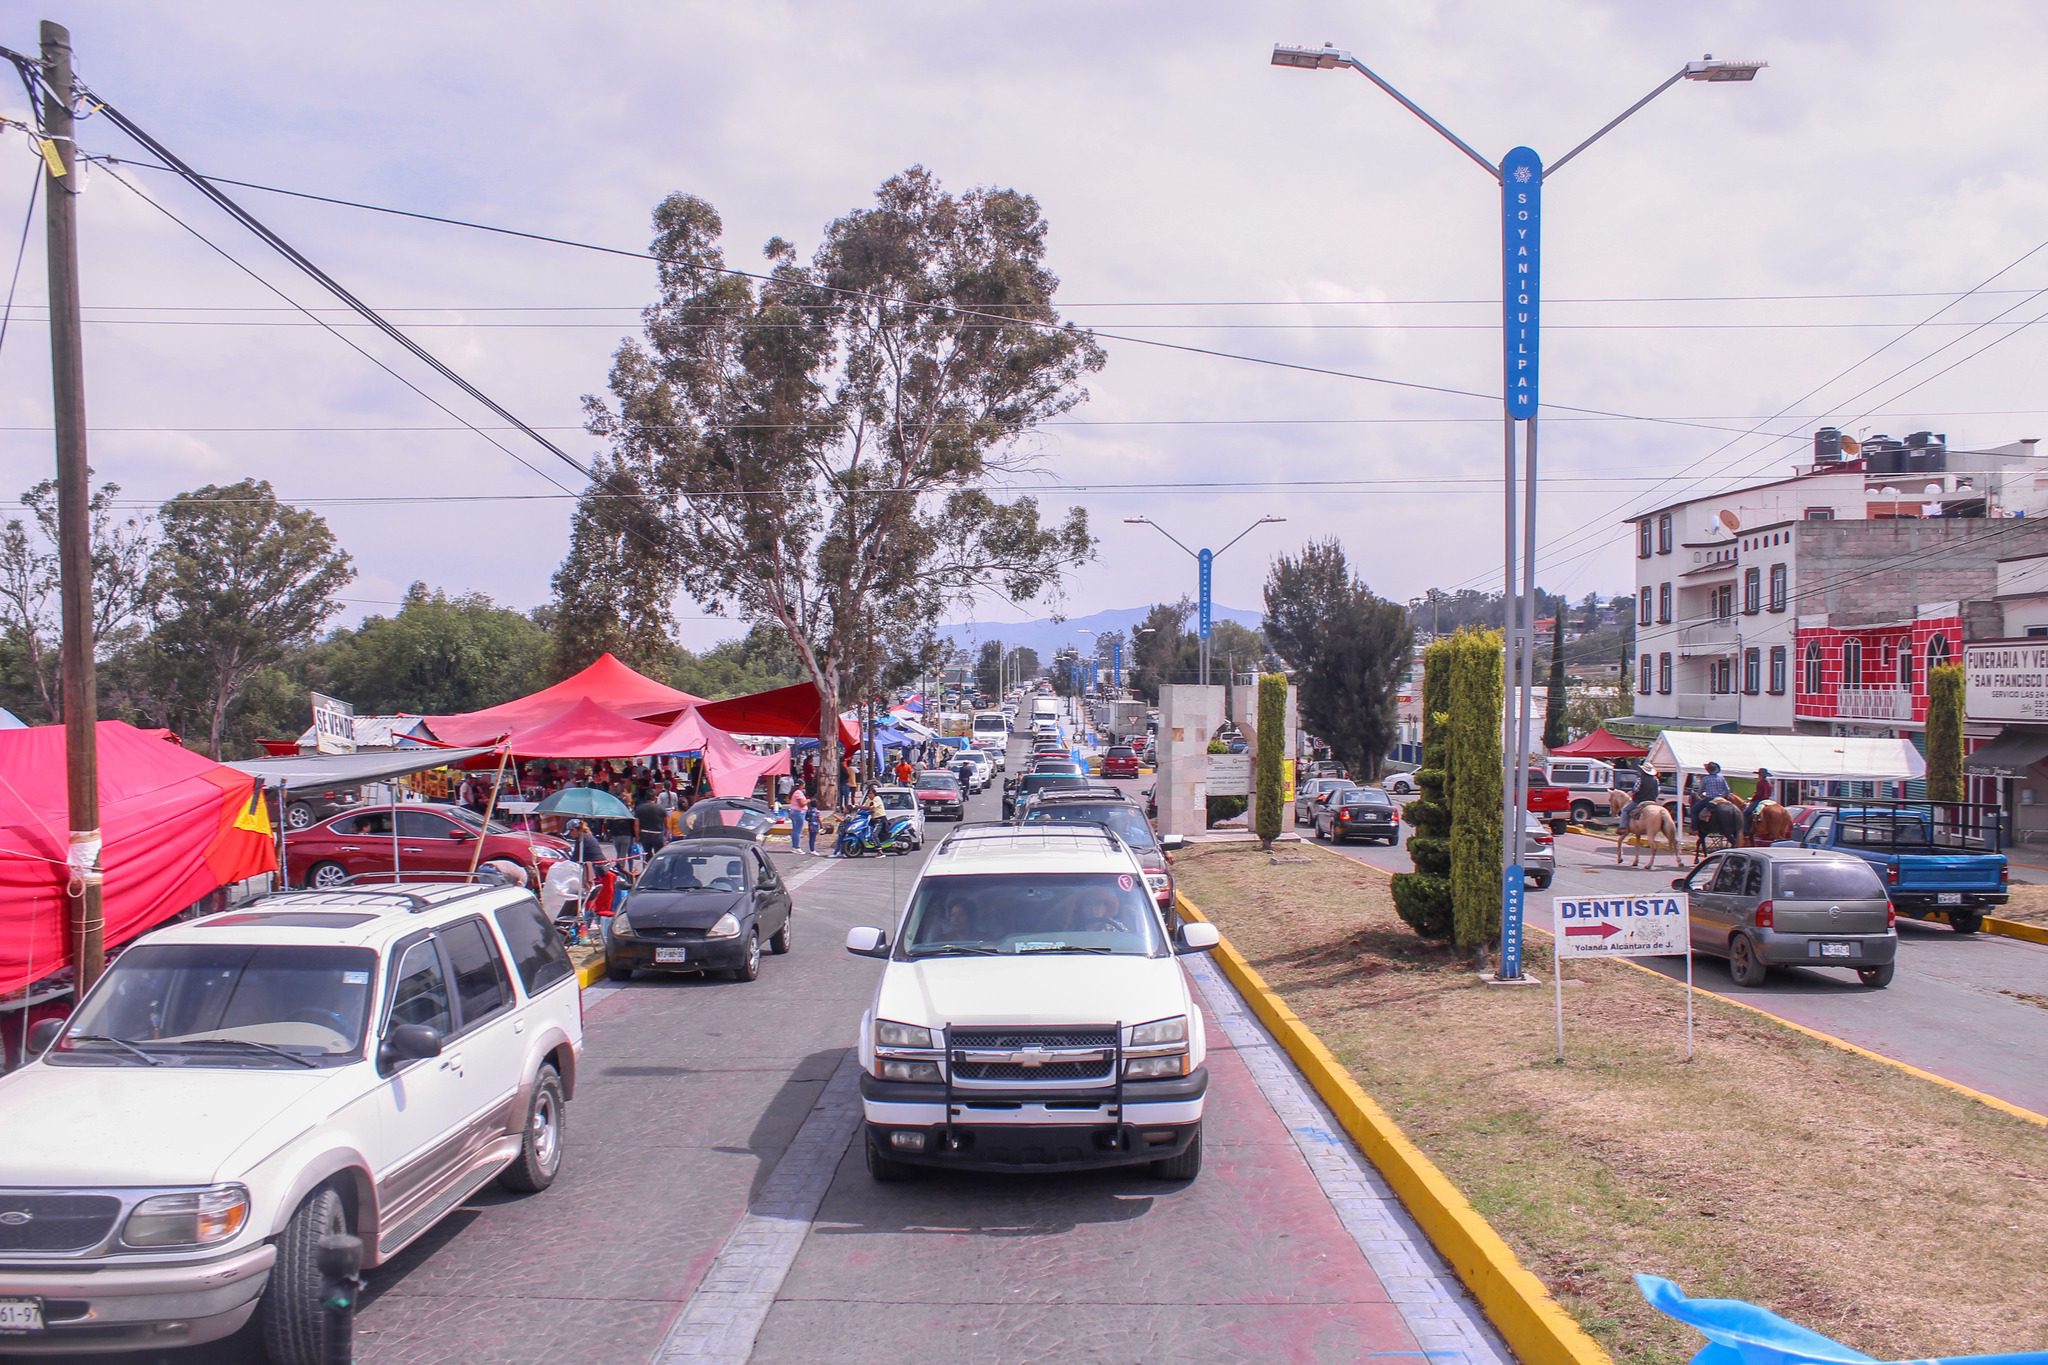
[534,786,633,820]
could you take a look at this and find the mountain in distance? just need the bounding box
[938,604,1265,660]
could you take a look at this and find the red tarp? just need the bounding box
[641,710,790,799]
[426,652,705,746]
[695,681,860,752]
[1550,726,1648,761]
[0,722,279,995]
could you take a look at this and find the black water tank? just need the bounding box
[1814,426,1844,462]
[1906,430,1934,449]
[1866,435,1905,476]
[1909,438,1949,474]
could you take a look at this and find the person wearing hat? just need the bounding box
[1621,761,1663,833]
[1745,767,1775,827]
[1694,760,1733,824]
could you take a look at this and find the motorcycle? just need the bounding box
[836,807,917,857]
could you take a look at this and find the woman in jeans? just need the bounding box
[788,786,812,854]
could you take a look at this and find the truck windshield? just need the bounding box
[901,873,1166,959]
[50,943,376,1067]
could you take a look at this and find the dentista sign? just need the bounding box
[1965,641,2048,723]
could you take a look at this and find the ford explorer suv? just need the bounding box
[0,882,582,1361]
[844,824,1220,1181]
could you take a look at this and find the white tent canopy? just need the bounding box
[1646,731,1925,785]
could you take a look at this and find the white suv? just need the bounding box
[844,825,1220,1182]
[0,882,584,1361]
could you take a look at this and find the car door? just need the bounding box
[399,808,473,877]
[750,848,790,940]
[1683,854,1726,952]
[371,933,476,1236]
[1802,812,1835,850]
[433,916,525,1167]
[1714,855,1756,939]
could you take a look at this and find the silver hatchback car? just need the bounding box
[1672,847,1897,989]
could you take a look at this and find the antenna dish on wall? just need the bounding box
[1717,509,1741,532]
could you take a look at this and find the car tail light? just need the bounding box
[1534,833,1552,845]
[1755,900,1774,928]
[1887,903,1896,929]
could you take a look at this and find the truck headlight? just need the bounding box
[1129,1016,1187,1047]
[705,913,740,940]
[875,1020,934,1048]
[879,1059,943,1082]
[122,1185,250,1248]
[1125,1054,1189,1080]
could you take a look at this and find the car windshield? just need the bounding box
[50,943,376,1067]
[687,805,772,833]
[1108,747,1135,759]
[920,774,961,793]
[1773,860,1886,900]
[1023,802,1157,849]
[638,851,749,892]
[900,873,1166,958]
[879,791,916,811]
[1342,795,1392,811]
[445,806,515,835]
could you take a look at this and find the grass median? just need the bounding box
[1175,841,2048,1362]
[2001,882,2047,925]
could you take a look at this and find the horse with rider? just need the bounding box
[1611,760,1794,864]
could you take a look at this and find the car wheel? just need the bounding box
[1727,934,1768,987]
[769,915,792,955]
[1530,872,1551,889]
[258,1185,348,1365]
[499,1064,566,1193]
[606,961,633,983]
[1550,818,1568,837]
[731,930,762,982]
[1948,910,1983,936]
[1858,962,1896,988]
[866,1137,916,1183]
[1570,801,1595,825]
[304,861,348,891]
[284,802,316,831]
[1151,1124,1202,1180]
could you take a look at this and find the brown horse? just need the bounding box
[1746,799,1793,846]
[1606,788,1680,869]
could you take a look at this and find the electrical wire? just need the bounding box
[0,156,39,368]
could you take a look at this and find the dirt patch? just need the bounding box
[2000,882,2048,925]
[1176,842,2048,1363]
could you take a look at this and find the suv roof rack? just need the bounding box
[934,822,1125,854]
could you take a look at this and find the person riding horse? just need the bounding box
[1620,761,1662,832]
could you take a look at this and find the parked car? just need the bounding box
[1314,788,1400,846]
[606,838,793,983]
[1101,745,1141,779]
[1382,770,1419,796]
[1519,812,1555,889]
[1022,788,1187,912]
[285,803,569,890]
[678,797,780,843]
[915,771,967,821]
[1673,847,1898,987]
[1777,802,2007,935]
[275,787,361,832]
[844,823,1219,1181]
[873,786,927,848]
[0,882,581,1357]
[1295,777,1354,827]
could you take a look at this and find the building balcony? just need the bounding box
[1836,685,1911,722]
[1670,691,1741,721]
[1677,620,1739,655]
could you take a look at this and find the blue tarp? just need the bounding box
[1640,1275,2046,1364]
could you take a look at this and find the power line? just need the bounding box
[0,155,38,368]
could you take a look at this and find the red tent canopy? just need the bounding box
[427,653,705,747]
[641,710,789,798]
[493,697,669,759]
[1550,726,1648,761]
[0,722,279,995]
[695,681,859,752]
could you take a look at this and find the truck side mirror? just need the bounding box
[379,1023,443,1069]
[1176,921,1221,955]
[1160,834,1187,852]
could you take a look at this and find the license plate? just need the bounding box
[1818,942,1855,958]
[0,1299,44,1332]
[1937,892,1963,906]
[654,947,688,964]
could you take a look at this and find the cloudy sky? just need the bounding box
[3,0,2046,649]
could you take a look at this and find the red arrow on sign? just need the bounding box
[1564,921,1622,940]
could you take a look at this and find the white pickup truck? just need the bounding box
[845,824,1220,1181]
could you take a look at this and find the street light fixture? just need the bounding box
[1270,41,1762,988]
[1124,515,1286,685]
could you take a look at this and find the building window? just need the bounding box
[1710,658,1732,694]
[1639,653,1651,694]
[1658,583,1672,624]
[1803,641,1823,695]
[1712,585,1734,621]
[1637,520,1653,558]
[1927,633,1950,668]
[1658,653,1672,694]
[1804,507,1834,521]
[1744,648,1761,694]
[1898,641,1912,689]
[1743,567,1761,614]
[1842,639,1862,687]
[2029,626,2048,638]
[1769,646,1786,694]
[1768,563,1787,612]
[1639,587,1652,626]
[1657,513,1673,554]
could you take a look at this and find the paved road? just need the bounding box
[72,731,1503,1364]
[1311,806,2048,1116]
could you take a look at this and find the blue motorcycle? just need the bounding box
[837,807,916,857]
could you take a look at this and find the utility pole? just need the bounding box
[40,21,104,990]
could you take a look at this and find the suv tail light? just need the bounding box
[1887,903,1897,929]
[1755,900,1774,928]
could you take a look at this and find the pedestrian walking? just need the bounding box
[634,788,666,855]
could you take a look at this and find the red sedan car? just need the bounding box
[284,803,570,889]
[1100,745,1141,779]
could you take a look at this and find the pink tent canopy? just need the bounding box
[496,697,669,759]
[427,653,704,747]
[641,710,790,799]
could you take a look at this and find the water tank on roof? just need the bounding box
[1907,433,1948,474]
[1813,427,1844,463]
[1865,435,1906,476]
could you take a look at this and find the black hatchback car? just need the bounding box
[605,838,793,983]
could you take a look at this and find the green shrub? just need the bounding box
[1927,663,1965,804]
[1447,629,1503,956]
[1392,639,1456,939]
[1254,673,1286,849]
[1206,794,1247,823]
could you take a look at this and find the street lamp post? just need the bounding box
[1271,43,1763,982]
[1126,515,1286,686]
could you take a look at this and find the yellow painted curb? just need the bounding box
[574,952,608,990]
[1984,915,2048,946]
[1177,891,1611,1365]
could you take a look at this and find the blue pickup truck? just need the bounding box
[1779,803,2008,935]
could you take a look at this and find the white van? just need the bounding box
[972,711,1009,746]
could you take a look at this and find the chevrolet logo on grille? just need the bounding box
[1013,1046,1053,1068]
